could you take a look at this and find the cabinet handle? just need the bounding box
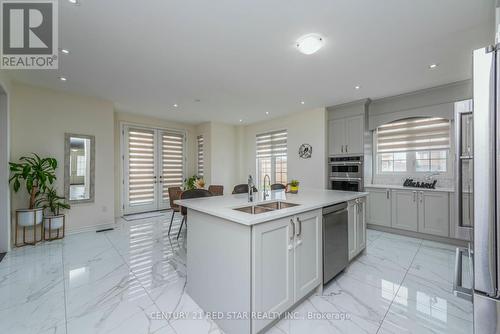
[420,191,423,203]
[413,191,416,202]
[345,144,348,153]
[341,145,344,153]
[386,189,390,199]
[296,217,302,236]
[289,219,295,240]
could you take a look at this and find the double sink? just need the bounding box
[233,201,300,215]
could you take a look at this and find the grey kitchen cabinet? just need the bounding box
[252,209,322,333]
[328,115,364,156]
[348,197,366,261]
[391,189,419,232]
[366,187,392,227]
[417,191,450,237]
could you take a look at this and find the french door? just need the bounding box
[123,125,185,214]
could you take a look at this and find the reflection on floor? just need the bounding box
[0,213,472,334]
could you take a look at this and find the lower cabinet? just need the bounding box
[391,190,419,232]
[252,209,322,333]
[348,197,366,261]
[366,187,451,238]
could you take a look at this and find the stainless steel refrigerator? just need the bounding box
[472,45,500,334]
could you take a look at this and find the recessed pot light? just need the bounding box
[296,34,325,55]
[173,104,178,108]
[429,63,438,69]
[265,111,269,115]
[300,101,305,105]
[68,0,79,4]
[239,119,243,122]
[355,85,360,90]
[59,77,67,81]
[60,48,70,54]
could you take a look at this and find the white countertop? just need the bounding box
[175,188,368,226]
[365,184,454,193]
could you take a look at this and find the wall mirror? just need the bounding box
[64,133,95,203]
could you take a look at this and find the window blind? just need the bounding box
[161,132,184,201]
[376,117,450,153]
[256,130,287,158]
[197,135,204,177]
[127,128,155,206]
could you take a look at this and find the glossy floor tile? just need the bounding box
[0,214,473,334]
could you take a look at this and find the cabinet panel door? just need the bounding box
[329,119,345,155]
[418,191,450,237]
[294,210,322,301]
[252,216,294,333]
[391,190,418,231]
[347,201,357,261]
[366,188,391,227]
[345,115,364,154]
[356,198,366,251]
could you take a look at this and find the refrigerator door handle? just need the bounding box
[453,247,473,301]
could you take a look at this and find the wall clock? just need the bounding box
[299,144,312,159]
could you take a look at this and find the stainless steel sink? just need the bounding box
[257,201,300,210]
[233,201,300,214]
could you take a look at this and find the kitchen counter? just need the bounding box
[175,188,368,226]
[365,183,454,193]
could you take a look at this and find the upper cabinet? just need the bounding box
[328,115,364,156]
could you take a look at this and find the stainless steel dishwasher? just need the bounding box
[323,202,348,285]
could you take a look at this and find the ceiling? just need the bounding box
[8,0,495,124]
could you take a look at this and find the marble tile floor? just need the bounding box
[0,213,473,334]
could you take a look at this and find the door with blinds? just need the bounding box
[123,125,185,214]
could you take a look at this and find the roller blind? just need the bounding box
[256,130,287,158]
[376,117,450,153]
[197,135,204,177]
[127,128,155,206]
[161,131,184,201]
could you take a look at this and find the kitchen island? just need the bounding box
[175,188,368,334]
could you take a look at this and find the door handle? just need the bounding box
[453,247,473,301]
[296,217,302,236]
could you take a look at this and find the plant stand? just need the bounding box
[15,208,44,247]
[43,215,65,241]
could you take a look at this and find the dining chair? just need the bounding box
[208,185,224,196]
[178,189,213,239]
[232,184,258,194]
[270,183,286,190]
[167,186,182,235]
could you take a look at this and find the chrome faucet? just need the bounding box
[248,175,254,202]
[263,174,271,201]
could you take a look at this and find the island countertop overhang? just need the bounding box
[174,188,368,226]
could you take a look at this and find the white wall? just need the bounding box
[10,83,116,234]
[114,111,197,216]
[0,73,11,252]
[240,108,327,189]
[210,122,239,193]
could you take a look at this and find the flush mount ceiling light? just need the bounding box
[296,34,325,55]
[429,63,438,69]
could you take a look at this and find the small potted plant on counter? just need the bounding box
[9,153,57,246]
[35,186,70,241]
[288,180,300,194]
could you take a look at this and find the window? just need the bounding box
[256,130,287,189]
[376,117,450,174]
[197,135,204,177]
[76,155,86,176]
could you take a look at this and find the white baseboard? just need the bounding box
[65,220,118,235]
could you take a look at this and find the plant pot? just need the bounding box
[289,186,299,194]
[44,215,65,230]
[16,208,43,227]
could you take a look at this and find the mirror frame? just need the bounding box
[64,133,95,204]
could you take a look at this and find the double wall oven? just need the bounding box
[328,156,364,192]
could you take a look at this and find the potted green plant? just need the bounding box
[289,180,300,194]
[9,153,57,232]
[35,186,70,240]
[184,175,205,190]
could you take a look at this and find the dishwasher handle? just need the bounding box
[323,202,348,215]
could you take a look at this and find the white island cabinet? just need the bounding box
[176,189,367,334]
